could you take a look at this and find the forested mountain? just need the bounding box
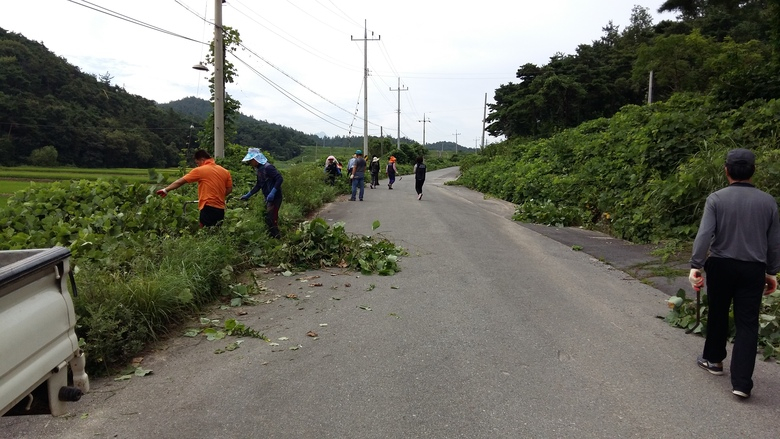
[0,28,190,168]
[0,29,321,167]
[487,1,780,139]
[161,96,317,161]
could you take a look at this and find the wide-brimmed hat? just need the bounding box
[389,156,396,162]
[242,147,268,164]
[327,155,336,161]
[372,157,379,162]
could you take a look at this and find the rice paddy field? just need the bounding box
[0,166,180,206]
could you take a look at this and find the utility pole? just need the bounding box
[213,0,224,158]
[390,77,408,150]
[481,93,487,150]
[452,131,461,154]
[418,113,430,147]
[648,70,654,104]
[351,20,380,157]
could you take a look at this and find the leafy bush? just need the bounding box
[457,95,780,243]
[0,158,404,374]
[665,289,780,361]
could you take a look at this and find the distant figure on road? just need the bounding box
[324,155,340,186]
[349,149,367,201]
[689,148,780,399]
[156,149,232,228]
[369,156,380,189]
[346,153,357,176]
[240,148,284,239]
[386,156,398,190]
[413,156,426,200]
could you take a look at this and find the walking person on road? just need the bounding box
[386,156,398,190]
[689,148,780,399]
[156,149,232,228]
[349,149,367,201]
[369,156,380,189]
[239,148,284,239]
[413,156,427,200]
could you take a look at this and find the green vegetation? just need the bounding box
[0,166,180,181]
[486,2,780,139]
[0,157,404,374]
[459,0,780,358]
[666,289,780,360]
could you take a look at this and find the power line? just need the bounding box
[66,0,205,45]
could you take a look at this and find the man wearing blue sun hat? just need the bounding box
[240,147,284,239]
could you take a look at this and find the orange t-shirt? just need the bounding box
[182,159,233,210]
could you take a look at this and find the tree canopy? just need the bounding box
[486,2,780,140]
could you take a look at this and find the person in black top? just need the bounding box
[413,156,426,200]
[240,148,284,239]
[689,148,780,398]
[324,155,340,186]
[369,156,380,189]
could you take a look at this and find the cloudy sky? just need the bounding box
[3,1,673,147]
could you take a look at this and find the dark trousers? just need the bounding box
[703,257,765,392]
[371,172,379,187]
[265,200,281,239]
[415,179,425,195]
[199,205,225,228]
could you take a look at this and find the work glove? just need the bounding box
[350,174,354,180]
[240,193,252,201]
[689,268,703,291]
[765,274,777,296]
[156,188,168,198]
[266,188,277,203]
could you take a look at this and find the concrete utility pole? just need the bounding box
[213,0,225,158]
[390,77,408,150]
[418,113,430,148]
[648,70,654,104]
[452,131,461,154]
[351,20,380,157]
[481,93,487,150]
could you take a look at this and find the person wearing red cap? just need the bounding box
[156,149,232,227]
[689,148,780,399]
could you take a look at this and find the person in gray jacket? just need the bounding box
[689,148,780,399]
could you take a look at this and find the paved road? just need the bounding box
[3,167,780,438]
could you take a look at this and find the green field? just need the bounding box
[0,166,179,182]
[0,166,180,204]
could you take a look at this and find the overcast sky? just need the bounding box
[3,1,673,148]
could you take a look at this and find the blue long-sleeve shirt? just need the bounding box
[690,182,780,274]
[246,163,283,204]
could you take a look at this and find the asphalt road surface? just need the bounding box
[3,167,780,438]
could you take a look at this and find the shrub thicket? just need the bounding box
[0,157,405,374]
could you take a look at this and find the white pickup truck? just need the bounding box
[0,247,89,416]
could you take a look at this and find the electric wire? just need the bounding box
[230,53,352,133]
[229,0,357,71]
[66,0,206,45]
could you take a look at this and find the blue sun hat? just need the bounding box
[355,149,363,155]
[242,147,268,164]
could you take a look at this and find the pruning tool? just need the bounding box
[686,273,702,334]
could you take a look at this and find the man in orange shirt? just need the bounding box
[156,149,233,227]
